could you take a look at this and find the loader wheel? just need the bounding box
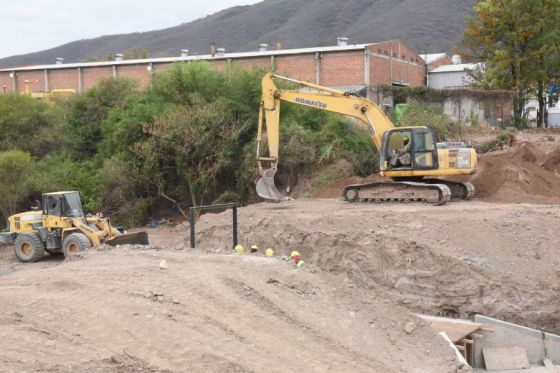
[62,233,92,258]
[14,233,45,263]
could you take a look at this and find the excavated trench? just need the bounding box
[197,220,560,334]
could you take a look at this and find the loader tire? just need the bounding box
[62,233,92,258]
[14,233,45,263]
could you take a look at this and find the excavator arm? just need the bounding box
[256,73,395,201]
[255,73,477,204]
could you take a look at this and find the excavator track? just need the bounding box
[423,179,475,200]
[342,181,452,205]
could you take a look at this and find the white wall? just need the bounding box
[429,71,475,89]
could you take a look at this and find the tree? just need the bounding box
[66,77,138,158]
[0,150,34,221]
[0,94,66,157]
[136,103,248,207]
[461,0,560,127]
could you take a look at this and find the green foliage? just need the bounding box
[478,131,516,153]
[66,77,138,158]
[0,150,34,220]
[152,62,225,106]
[0,61,378,225]
[34,153,101,212]
[461,0,560,126]
[0,94,66,157]
[137,102,248,207]
[380,85,513,103]
[398,101,465,141]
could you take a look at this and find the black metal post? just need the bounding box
[190,207,196,249]
[232,205,238,248]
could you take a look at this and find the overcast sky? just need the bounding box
[0,0,262,58]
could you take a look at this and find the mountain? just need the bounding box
[0,0,476,68]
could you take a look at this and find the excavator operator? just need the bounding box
[390,135,412,168]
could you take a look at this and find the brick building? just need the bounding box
[0,39,430,98]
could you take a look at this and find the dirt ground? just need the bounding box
[0,243,460,372]
[1,131,560,372]
[192,199,560,334]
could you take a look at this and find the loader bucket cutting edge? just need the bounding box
[107,231,149,246]
[256,168,284,202]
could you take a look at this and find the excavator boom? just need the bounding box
[256,73,477,204]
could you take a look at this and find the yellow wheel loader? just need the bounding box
[2,191,148,263]
[256,74,478,205]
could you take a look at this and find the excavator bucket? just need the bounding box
[256,168,285,202]
[107,231,149,246]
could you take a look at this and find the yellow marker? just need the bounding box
[234,245,244,254]
[265,248,274,257]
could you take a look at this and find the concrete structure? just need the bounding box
[0,39,427,97]
[525,97,560,128]
[474,315,560,369]
[426,62,512,126]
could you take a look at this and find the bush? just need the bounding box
[399,101,465,141]
[0,63,380,225]
[0,95,66,157]
[477,131,516,153]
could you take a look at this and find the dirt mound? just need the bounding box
[0,246,459,372]
[473,142,560,203]
[316,141,560,204]
[194,200,560,334]
[313,174,383,199]
[542,148,560,174]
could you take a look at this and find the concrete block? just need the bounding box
[545,332,560,364]
[474,315,560,369]
[482,346,530,370]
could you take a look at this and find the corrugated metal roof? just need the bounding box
[0,43,371,72]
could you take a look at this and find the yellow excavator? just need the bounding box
[256,74,477,205]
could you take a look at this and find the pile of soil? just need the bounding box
[542,148,560,174]
[193,200,560,334]
[473,142,560,203]
[314,140,560,204]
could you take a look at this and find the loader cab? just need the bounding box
[42,192,84,218]
[381,128,439,171]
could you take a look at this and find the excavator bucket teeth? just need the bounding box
[107,231,149,246]
[256,168,284,202]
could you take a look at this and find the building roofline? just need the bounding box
[429,63,481,73]
[419,53,449,64]
[1,43,376,72]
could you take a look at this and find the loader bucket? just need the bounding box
[107,231,149,246]
[256,168,285,202]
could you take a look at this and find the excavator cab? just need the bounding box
[381,128,439,171]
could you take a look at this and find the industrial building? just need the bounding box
[0,39,427,96]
